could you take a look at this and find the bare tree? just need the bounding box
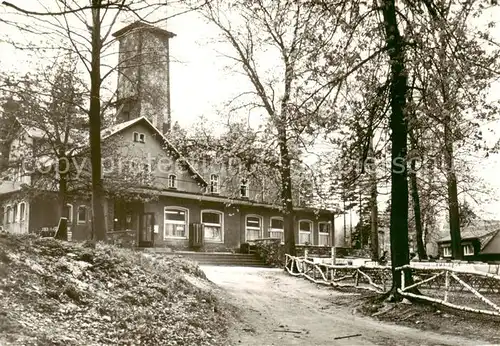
[1,0,204,240]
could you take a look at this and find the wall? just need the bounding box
[482,231,500,256]
[1,196,30,234]
[143,196,241,249]
[116,27,171,131]
[28,196,93,241]
[138,30,171,131]
[103,122,202,194]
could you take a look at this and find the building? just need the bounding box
[437,220,500,262]
[0,22,336,251]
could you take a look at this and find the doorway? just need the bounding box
[139,212,155,247]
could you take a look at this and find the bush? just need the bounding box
[254,239,284,267]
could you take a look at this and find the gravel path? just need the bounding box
[201,266,493,346]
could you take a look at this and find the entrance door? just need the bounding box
[139,213,155,247]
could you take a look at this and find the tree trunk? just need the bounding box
[444,121,462,259]
[89,2,106,241]
[55,156,68,241]
[343,199,347,246]
[409,159,427,259]
[370,168,379,261]
[359,191,363,248]
[381,0,412,293]
[278,125,295,256]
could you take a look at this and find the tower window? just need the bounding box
[133,132,146,143]
[240,179,249,198]
[168,174,177,189]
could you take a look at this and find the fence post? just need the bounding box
[444,270,449,302]
[331,246,336,265]
[401,268,405,291]
[305,248,308,259]
[382,269,386,292]
[355,270,359,287]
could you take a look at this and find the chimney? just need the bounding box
[112,22,175,133]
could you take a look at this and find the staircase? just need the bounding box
[139,248,269,267]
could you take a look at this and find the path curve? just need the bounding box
[201,266,493,346]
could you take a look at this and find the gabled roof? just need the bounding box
[15,118,84,144]
[112,21,176,39]
[101,116,207,187]
[438,227,500,251]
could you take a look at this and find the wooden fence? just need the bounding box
[396,264,500,316]
[284,254,391,292]
[285,254,500,317]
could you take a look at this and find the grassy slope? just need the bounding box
[0,233,230,346]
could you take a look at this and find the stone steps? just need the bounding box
[137,248,269,267]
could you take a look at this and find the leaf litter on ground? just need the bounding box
[0,232,230,345]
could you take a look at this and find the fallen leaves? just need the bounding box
[0,233,230,345]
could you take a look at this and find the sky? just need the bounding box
[1,1,500,225]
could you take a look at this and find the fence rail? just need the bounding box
[285,254,500,317]
[284,254,391,292]
[396,264,500,317]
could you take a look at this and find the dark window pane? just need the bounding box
[202,212,220,225]
[299,221,311,232]
[271,218,283,229]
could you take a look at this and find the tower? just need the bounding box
[113,22,175,133]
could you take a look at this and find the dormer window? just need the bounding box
[210,174,219,194]
[133,132,145,143]
[168,174,177,189]
[240,179,249,198]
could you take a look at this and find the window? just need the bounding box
[5,205,11,224]
[245,215,262,241]
[463,244,474,256]
[133,132,146,143]
[77,205,87,223]
[64,203,73,223]
[210,174,219,194]
[269,217,284,242]
[19,202,26,222]
[113,201,133,231]
[240,179,249,198]
[442,245,452,257]
[201,210,223,242]
[318,222,331,246]
[12,204,18,223]
[168,174,177,189]
[299,220,313,244]
[164,207,188,238]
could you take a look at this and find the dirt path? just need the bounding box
[201,266,493,346]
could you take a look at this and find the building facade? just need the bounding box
[0,22,337,251]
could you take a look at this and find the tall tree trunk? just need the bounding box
[381,0,412,293]
[444,121,462,259]
[278,124,295,256]
[343,199,347,246]
[90,2,106,241]
[359,191,363,248]
[409,159,427,259]
[369,141,379,260]
[437,25,462,260]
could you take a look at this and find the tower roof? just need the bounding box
[112,21,176,39]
